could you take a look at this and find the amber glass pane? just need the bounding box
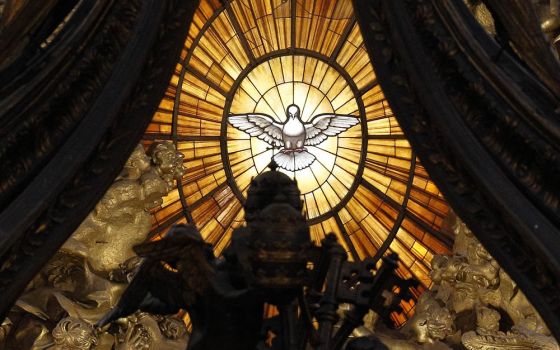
[143,0,453,324]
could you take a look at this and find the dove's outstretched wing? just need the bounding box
[228,113,284,146]
[304,114,360,146]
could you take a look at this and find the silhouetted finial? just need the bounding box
[268,159,279,172]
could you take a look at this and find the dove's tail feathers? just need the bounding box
[273,151,316,171]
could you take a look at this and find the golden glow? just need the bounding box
[144,0,452,324]
[227,55,360,219]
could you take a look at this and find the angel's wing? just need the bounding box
[304,114,359,146]
[228,113,284,146]
[96,260,183,327]
[97,225,213,327]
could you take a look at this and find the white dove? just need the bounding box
[228,104,359,171]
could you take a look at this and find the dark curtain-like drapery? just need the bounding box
[0,0,200,320]
[353,0,560,339]
[0,0,559,342]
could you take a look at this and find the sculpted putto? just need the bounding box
[2,142,188,350]
[418,215,557,350]
[51,317,99,350]
[64,142,185,273]
[353,213,558,350]
[405,292,455,344]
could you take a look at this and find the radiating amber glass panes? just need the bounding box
[226,55,361,220]
[295,0,354,56]
[143,0,454,325]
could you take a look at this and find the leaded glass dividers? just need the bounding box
[143,0,452,325]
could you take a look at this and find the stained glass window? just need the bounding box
[144,0,453,324]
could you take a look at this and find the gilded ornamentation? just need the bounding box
[63,142,185,273]
[0,0,199,323]
[112,312,188,350]
[474,306,500,334]
[52,317,98,350]
[467,0,560,57]
[49,313,188,350]
[354,0,560,337]
[4,142,188,349]
[464,1,495,34]
[405,292,455,344]
[359,213,558,350]
[415,214,557,349]
[0,318,12,346]
[462,326,559,350]
[157,315,188,341]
